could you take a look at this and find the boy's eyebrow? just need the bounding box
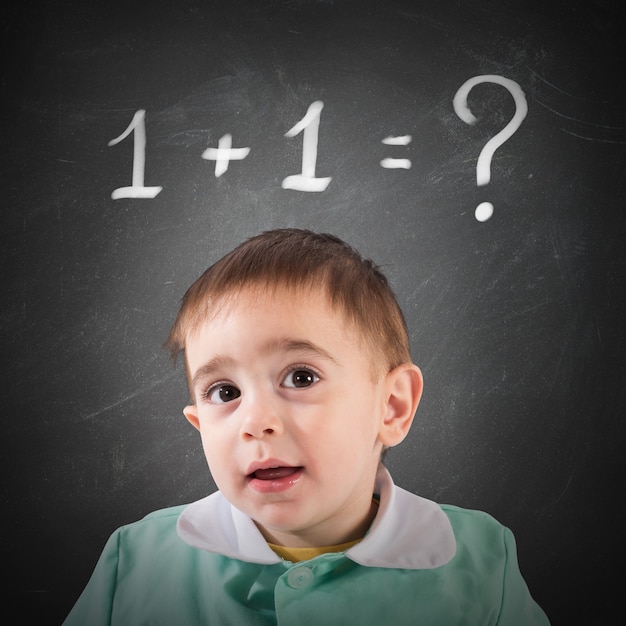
[190,338,338,389]
[190,356,236,390]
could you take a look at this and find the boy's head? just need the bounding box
[167,229,423,548]
[166,228,411,383]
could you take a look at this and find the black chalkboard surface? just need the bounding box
[2,0,625,623]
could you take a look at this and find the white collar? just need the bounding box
[177,465,456,570]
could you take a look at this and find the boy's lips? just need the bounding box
[251,466,301,480]
[246,461,304,493]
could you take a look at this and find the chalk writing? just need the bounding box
[453,75,528,221]
[381,135,412,169]
[202,134,251,177]
[108,110,163,199]
[107,76,528,222]
[281,101,332,192]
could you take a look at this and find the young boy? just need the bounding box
[64,228,550,625]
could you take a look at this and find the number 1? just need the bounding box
[282,101,332,192]
[108,110,163,199]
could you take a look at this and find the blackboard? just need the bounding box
[2,0,625,623]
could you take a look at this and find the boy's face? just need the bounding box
[183,286,421,548]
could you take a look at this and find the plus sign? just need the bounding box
[202,134,250,177]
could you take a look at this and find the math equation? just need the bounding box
[108,75,527,222]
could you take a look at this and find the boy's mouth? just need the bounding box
[250,466,302,480]
[246,462,304,493]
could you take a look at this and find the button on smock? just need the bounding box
[287,566,314,589]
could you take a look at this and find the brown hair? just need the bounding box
[165,229,411,377]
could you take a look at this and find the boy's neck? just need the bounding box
[254,498,380,549]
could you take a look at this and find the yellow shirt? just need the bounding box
[267,539,362,563]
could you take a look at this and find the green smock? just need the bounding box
[64,466,549,625]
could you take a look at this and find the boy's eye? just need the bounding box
[283,368,320,389]
[207,384,241,403]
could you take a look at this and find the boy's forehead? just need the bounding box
[187,284,363,353]
[185,287,348,356]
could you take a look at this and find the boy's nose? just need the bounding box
[239,397,285,440]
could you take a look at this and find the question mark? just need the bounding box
[453,75,528,222]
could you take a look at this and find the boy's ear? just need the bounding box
[183,404,201,431]
[378,363,423,447]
